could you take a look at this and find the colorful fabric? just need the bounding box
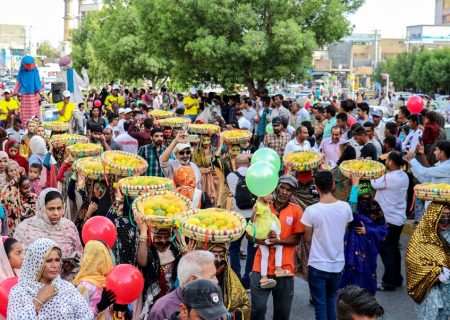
[13,188,83,260]
[5,139,28,173]
[73,240,113,289]
[138,144,166,177]
[406,202,450,303]
[7,238,93,320]
[174,165,196,200]
[19,92,41,123]
[1,180,37,236]
[16,56,41,95]
[340,198,388,294]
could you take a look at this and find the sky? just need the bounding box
[0,0,437,47]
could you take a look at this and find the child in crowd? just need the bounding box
[28,162,43,196]
[247,194,291,289]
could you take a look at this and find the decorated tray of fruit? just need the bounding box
[74,157,106,181]
[188,124,220,135]
[101,150,148,177]
[132,191,192,227]
[50,134,89,148]
[284,151,322,171]
[339,159,386,179]
[179,208,247,243]
[220,130,252,144]
[156,117,191,128]
[43,120,70,132]
[414,183,450,202]
[66,143,103,159]
[118,176,174,197]
[148,110,174,119]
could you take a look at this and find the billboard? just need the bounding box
[407,25,450,43]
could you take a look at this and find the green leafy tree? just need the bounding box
[136,0,363,96]
[36,41,60,58]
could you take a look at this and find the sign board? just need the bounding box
[407,25,450,43]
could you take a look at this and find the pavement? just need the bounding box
[240,229,416,319]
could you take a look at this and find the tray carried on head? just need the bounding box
[156,117,191,129]
[66,143,103,159]
[220,130,252,144]
[118,176,174,197]
[339,159,386,179]
[50,134,89,148]
[43,121,70,132]
[284,150,322,171]
[414,183,450,202]
[101,150,148,177]
[188,124,220,135]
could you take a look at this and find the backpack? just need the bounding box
[233,171,257,210]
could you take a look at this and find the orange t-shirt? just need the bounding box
[252,202,305,276]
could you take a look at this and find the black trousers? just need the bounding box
[250,272,294,320]
[379,223,404,287]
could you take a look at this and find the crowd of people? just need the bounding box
[0,62,449,320]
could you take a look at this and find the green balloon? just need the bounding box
[266,123,273,134]
[245,161,279,197]
[251,147,281,170]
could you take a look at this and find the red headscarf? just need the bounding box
[5,139,28,174]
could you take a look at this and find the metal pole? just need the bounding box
[386,74,389,97]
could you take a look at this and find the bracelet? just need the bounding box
[33,297,44,306]
[138,236,148,242]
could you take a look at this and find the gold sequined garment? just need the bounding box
[405,202,450,303]
[197,242,251,320]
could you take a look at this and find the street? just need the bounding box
[246,233,415,319]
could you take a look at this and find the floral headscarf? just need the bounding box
[174,166,196,200]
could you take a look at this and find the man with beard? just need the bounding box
[136,213,182,320]
[160,131,202,189]
[205,242,250,320]
[89,123,111,151]
[250,175,305,320]
[138,127,166,177]
[263,116,291,160]
[163,126,174,147]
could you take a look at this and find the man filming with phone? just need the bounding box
[160,131,202,189]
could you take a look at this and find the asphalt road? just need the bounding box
[241,233,415,320]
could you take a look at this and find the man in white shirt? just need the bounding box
[115,121,139,154]
[302,170,353,320]
[289,99,310,129]
[285,125,311,154]
[271,94,291,119]
[370,151,409,291]
[363,122,382,160]
[402,114,422,153]
[242,98,257,133]
[226,154,256,289]
[372,110,385,142]
[236,111,252,131]
[319,126,344,165]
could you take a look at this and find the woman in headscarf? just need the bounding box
[0,236,23,282]
[1,164,37,236]
[0,127,7,151]
[0,151,8,190]
[73,240,129,320]
[340,177,388,295]
[28,135,57,189]
[13,188,83,279]
[5,139,28,174]
[332,142,357,201]
[174,165,212,209]
[7,238,93,320]
[75,180,112,234]
[20,119,37,158]
[12,55,42,124]
[135,214,181,320]
[191,134,221,205]
[406,202,450,320]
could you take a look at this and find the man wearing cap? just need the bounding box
[372,110,385,142]
[250,175,305,320]
[160,131,202,189]
[56,90,76,123]
[104,84,125,111]
[263,116,291,159]
[173,279,229,320]
[0,89,19,127]
[183,88,200,123]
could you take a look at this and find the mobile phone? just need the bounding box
[185,134,199,143]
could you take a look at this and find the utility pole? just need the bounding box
[373,29,380,68]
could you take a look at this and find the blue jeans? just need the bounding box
[185,115,197,123]
[229,230,257,289]
[308,266,342,320]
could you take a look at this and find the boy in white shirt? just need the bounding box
[302,170,353,320]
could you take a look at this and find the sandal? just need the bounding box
[260,278,277,289]
[275,269,293,278]
[377,283,396,291]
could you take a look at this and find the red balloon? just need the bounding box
[407,95,424,114]
[0,276,18,318]
[304,99,310,110]
[105,264,144,304]
[94,100,102,107]
[82,216,117,248]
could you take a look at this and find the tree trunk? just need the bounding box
[245,77,256,99]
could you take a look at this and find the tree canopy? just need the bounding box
[374,48,450,94]
[36,41,60,59]
[72,0,363,91]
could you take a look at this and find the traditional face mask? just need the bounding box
[214,259,226,274]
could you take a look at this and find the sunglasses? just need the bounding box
[178,150,191,156]
[439,217,450,225]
